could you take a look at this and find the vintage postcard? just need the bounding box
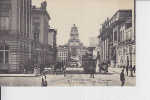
[0,0,135,86]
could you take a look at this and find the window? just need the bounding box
[0,17,9,30]
[0,44,9,64]
[34,32,39,41]
[114,31,117,41]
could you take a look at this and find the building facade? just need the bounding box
[0,0,32,73]
[98,10,135,68]
[89,37,99,48]
[0,0,55,73]
[56,45,69,67]
[32,1,51,66]
[67,24,84,67]
[48,28,57,65]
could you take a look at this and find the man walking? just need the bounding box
[120,69,125,86]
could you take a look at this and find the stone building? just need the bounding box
[32,1,51,66]
[0,0,55,73]
[48,28,57,65]
[98,10,135,68]
[67,24,84,67]
[0,0,32,73]
[89,37,99,48]
[56,45,69,67]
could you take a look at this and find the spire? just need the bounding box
[71,24,78,34]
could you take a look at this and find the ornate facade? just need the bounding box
[56,45,69,67]
[0,0,32,73]
[98,10,135,68]
[0,0,56,73]
[32,2,51,66]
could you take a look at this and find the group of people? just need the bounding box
[120,65,136,86]
[125,65,136,77]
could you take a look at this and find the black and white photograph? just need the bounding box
[0,0,135,86]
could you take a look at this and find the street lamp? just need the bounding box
[129,45,133,77]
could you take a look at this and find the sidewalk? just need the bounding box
[108,67,123,74]
[108,67,136,77]
[0,74,38,77]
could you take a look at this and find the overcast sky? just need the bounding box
[32,0,134,46]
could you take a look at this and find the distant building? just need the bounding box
[79,47,88,66]
[89,37,99,47]
[48,28,57,65]
[0,0,32,73]
[48,28,57,48]
[67,24,84,67]
[56,45,69,67]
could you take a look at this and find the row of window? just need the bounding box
[58,55,68,58]
[0,45,9,64]
[0,17,9,30]
[113,28,133,42]
[58,52,68,56]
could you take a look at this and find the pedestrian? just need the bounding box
[91,60,96,78]
[98,64,101,73]
[44,78,48,86]
[120,69,125,86]
[63,65,66,77]
[91,67,95,78]
[41,77,44,86]
[89,62,94,78]
[130,65,133,77]
[126,66,129,76]
[133,65,136,74]
[43,72,47,80]
[41,74,48,87]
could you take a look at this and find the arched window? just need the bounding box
[0,44,9,64]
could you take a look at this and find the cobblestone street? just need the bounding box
[0,68,136,86]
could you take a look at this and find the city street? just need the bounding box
[0,0,135,88]
[0,68,135,86]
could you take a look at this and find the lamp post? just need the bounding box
[129,45,133,77]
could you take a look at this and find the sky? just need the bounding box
[32,0,134,46]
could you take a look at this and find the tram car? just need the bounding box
[82,54,96,74]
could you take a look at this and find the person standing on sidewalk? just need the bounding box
[63,65,66,77]
[133,65,136,74]
[130,65,133,77]
[120,69,125,86]
[126,65,129,76]
[41,73,48,87]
